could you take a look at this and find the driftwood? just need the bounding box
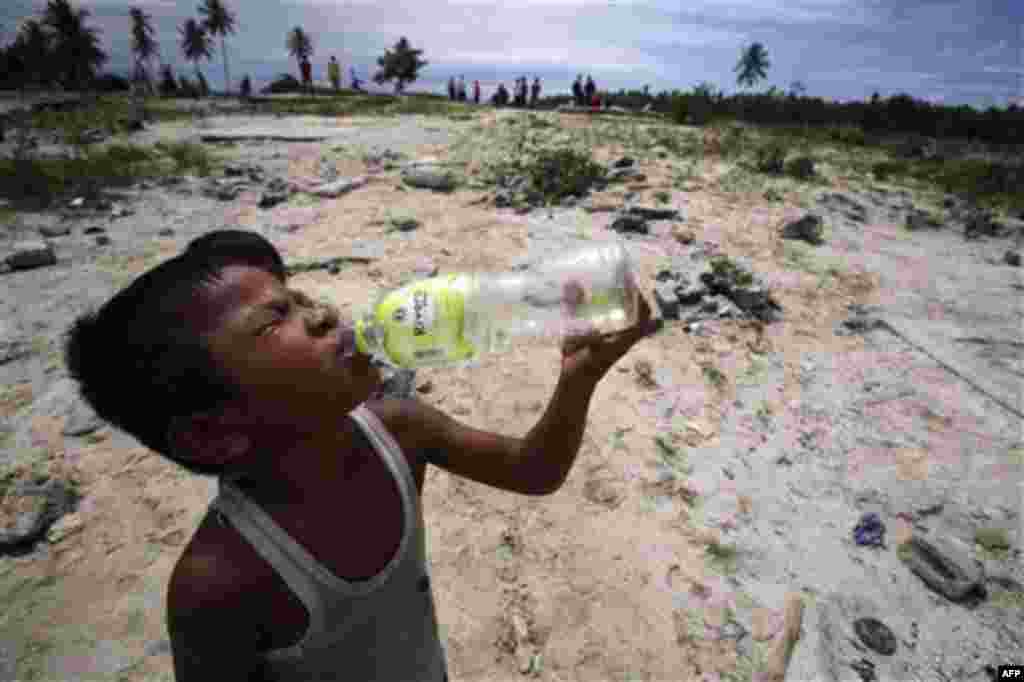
[765,592,804,681]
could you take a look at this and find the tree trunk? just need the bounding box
[221,36,231,97]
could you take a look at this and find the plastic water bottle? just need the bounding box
[353,241,641,369]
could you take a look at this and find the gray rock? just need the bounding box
[157,228,175,237]
[201,178,248,201]
[898,534,985,603]
[0,476,79,553]
[80,128,107,144]
[905,210,943,231]
[653,281,681,320]
[5,241,57,270]
[964,210,1006,239]
[606,166,645,183]
[224,162,264,183]
[815,593,916,682]
[110,204,134,219]
[95,235,111,246]
[0,320,32,365]
[819,192,869,223]
[402,166,457,191]
[612,156,636,168]
[1004,251,1021,267]
[623,205,681,221]
[62,400,104,436]
[311,176,369,198]
[38,224,71,238]
[143,639,172,658]
[317,158,339,183]
[609,214,649,234]
[258,189,290,209]
[781,213,826,245]
[83,226,105,235]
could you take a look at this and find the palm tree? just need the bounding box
[14,19,52,90]
[42,0,108,92]
[285,26,313,84]
[129,7,158,96]
[198,0,236,96]
[734,42,770,90]
[179,18,212,99]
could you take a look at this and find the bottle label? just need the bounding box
[373,274,476,367]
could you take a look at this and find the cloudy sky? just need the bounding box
[2,0,1021,108]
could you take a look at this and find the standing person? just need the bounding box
[584,74,595,106]
[448,76,456,101]
[458,75,467,102]
[350,67,362,91]
[328,56,341,93]
[572,74,583,107]
[65,229,659,682]
[300,56,313,96]
[530,76,541,108]
[473,79,481,105]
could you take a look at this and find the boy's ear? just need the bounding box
[167,410,252,468]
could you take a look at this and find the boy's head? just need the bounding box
[64,230,379,479]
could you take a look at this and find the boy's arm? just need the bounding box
[403,370,598,497]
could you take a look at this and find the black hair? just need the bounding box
[63,230,287,477]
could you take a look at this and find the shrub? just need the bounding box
[827,125,867,147]
[260,73,302,94]
[872,160,908,181]
[526,147,607,204]
[156,141,214,176]
[755,143,786,174]
[786,156,816,180]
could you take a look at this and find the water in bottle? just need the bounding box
[353,241,641,369]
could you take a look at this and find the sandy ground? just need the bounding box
[1,107,1022,681]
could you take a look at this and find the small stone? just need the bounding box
[83,226,105,235]
[38,225,71,238]
[5,241,57,270]
[311,176,369,198]
[69,197,85,208]
[95,235,111,246]
[653,281,681,320]
[416,379,434,394]
[613,156,635,168]
[110,204,133,219]
[781,213,825,245]
[610,214,648,234]
[157,228,175,237]
[401,166,457,192]
[1004,251,1021,267]
[905,210,943,231]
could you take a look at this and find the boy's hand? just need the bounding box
[559,276,661,384]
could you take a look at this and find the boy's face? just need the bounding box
[191,265,381,434]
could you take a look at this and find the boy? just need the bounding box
[327,56,340,92]
[63,230,658,681]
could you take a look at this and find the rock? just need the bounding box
[110,204,133,219]
[606,167,645,183]
[781,214,826,245]
[612,156,636,168]
[224,162,264,182]
[5,241,57,270]
[38,225,71,238]
[363,148,405,169]
[83,226,105,235]
[416,379,434,394]
[818,192,868,223]
[258,189,290,209]
[0,476,79,553]
[898,534,985,603]
[311,176,369,198]
[389,213,421,232]
[69,197,85,208]
[905,210,943,231]
[157,228,175,237]
[317,158,339,183]
[964,209,1005,239]
[0,321,32,365]
[623,205,681,221]
[1003,251,1021,267]
[62,400,103,436]
[201,178,248,201]
[80,128,107,144]
[653,282,681,320]
[609,213,649,234]
[401,166,458,191]
[95,235,111,246]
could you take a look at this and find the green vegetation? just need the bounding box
[702,364,727,389]
[709,255,755,288]
[372,36,428,95]
[653,434,692,474]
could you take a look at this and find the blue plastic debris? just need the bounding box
[853,512,886,547]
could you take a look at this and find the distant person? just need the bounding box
[584,74,595,105]
[458,75,467,102]
[572,75,584,107]
[492,83,509,107]
[300,56,313,95]
[448,76,456,101]
[473,79,481,104]
[530,77,541,108]
[350,67,363,91]
[328,56,341,93]
[517,77,527,107]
